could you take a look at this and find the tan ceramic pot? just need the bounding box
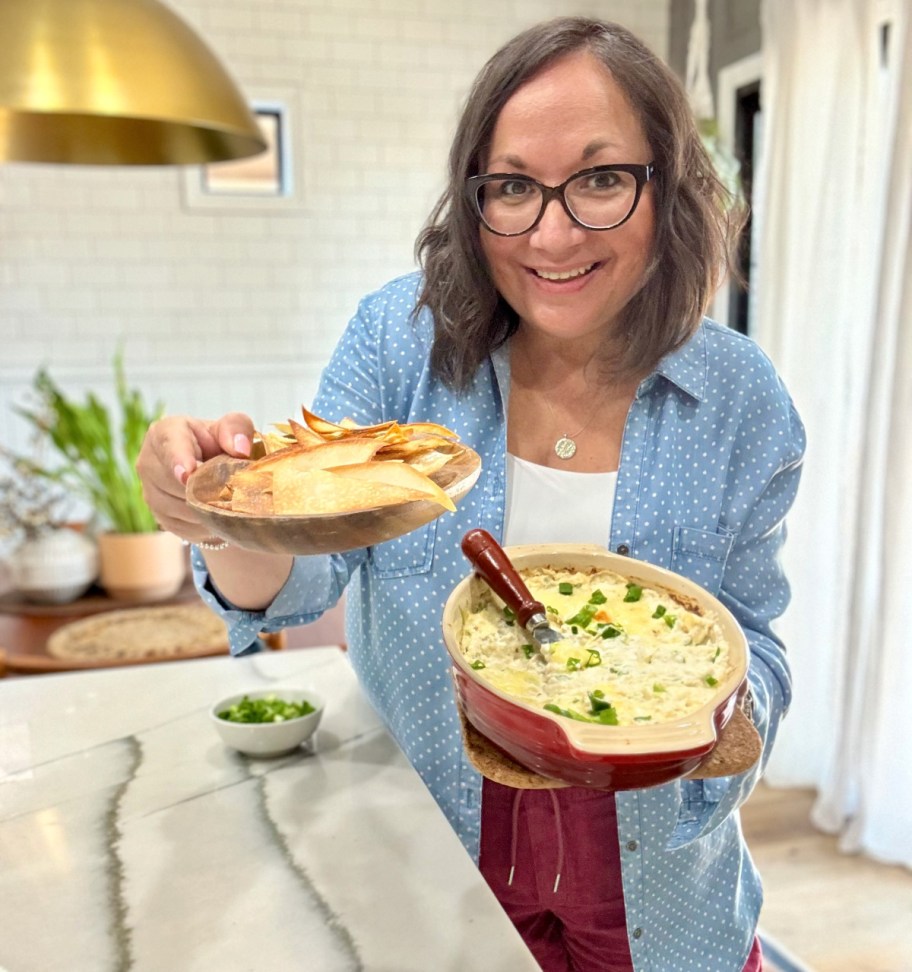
[97,530,186,602]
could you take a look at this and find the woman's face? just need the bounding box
[478,51,656,349]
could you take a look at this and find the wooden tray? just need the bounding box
[0,576,197,618]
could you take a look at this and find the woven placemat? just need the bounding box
[458,703,761,789]
[46,603,229,662]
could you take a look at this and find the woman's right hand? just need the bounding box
[136,412,255,542]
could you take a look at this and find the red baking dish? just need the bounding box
[441,543,748,790]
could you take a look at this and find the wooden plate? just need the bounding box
[185,446,482,555]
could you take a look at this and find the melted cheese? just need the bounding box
[458,566,733,726]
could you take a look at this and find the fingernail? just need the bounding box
[234,434,251,456]
[174,465,188,484]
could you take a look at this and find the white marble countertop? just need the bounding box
[0,648,538,972]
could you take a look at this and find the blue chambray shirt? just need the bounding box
[193,271,805,972]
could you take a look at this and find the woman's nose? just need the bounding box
[528,196,586,248]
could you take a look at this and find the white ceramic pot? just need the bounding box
[9,529,99,604]
[97,530,187,602]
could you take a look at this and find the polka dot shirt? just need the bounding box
[194,271,806,971]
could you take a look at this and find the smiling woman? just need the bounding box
[134,16,803,972]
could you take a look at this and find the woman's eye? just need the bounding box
[583,171,621,191]
[497,179,533,199]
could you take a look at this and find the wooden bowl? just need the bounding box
[185,446,481,555]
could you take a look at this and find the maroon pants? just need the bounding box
[478,779,763,972]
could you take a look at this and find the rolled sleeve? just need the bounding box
[190,546,354,656]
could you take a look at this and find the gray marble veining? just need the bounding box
[0,648,538,972]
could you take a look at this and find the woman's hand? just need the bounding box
[136,412,254,542]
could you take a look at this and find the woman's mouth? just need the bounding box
[530,262,598,282]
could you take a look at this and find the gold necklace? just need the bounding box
[515,343,609,460]
[541,392,605,459]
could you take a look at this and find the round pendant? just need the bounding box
[554,436,577,460]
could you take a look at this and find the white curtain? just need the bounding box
[756,0,912,867]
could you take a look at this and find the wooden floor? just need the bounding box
[741,782,912,972]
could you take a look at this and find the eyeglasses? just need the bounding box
[465,163,656,237]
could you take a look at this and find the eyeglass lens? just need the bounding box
[475,169,640,235]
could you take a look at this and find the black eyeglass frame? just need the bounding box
[465,162,656,237]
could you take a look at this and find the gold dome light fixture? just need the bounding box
[0,0,268,165]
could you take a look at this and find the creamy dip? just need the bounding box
[458,565,733,726]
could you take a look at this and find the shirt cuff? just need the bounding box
[190,547,338,656]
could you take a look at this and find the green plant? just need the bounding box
[13,352,164,534]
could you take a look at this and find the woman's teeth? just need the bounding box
[533,264,595,281]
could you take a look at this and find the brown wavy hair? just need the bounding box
[414,17,744,390]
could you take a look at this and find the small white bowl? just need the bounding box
[210,688,324,757]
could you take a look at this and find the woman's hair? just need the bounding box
[414,17,744,390]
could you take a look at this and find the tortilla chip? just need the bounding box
[398,421,458,439]
[289,419,326,447]
[276,438,385,471]
[376,436,460,461]
[271,466,424,515]
[403,449,457,476]
[331,460,456,512]
[228,482,274,515]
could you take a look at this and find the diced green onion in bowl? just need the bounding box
[209,688,324,757]
[217,694,316,724]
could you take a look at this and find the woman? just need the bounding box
[138,18,804,971]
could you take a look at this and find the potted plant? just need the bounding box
[11,352,186,602]
[0,453,99,604]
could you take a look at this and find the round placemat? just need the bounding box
[46,603,229,662]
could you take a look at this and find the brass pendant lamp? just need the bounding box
[0,0,268,165]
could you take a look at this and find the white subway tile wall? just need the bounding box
[0,0,669,454]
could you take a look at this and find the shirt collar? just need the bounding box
[640,322,708,403]
[493,322,709,403]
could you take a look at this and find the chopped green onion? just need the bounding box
[652,605,667,619]
[600,623,622,639]
[653,683,667,693]
[502,606,516,626]
[566,604,597,628]
[470,660,486,670]
[664,614,677,628]
[217,695,315,724]
[566,657,582,672]
[544,703,591,722]
[623,583,643,602]
[704,674,718,687]
[590,589,607,605]
[521,644,535,659]
[558,582,574,595]
[586,649,602,668]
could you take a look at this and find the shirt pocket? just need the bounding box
[670,525,735,595]
[368,519,438,578]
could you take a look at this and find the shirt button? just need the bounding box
[632,927,643,939]
[616,543,630,556]
[626,840,638,851]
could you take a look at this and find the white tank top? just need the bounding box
[503,453,617,548]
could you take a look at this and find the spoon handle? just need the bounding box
[461,529,544,629]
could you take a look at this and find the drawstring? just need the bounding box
[508,788,524,887]
[507,788,564,893]
[548,789,564,894]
